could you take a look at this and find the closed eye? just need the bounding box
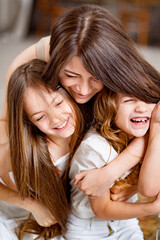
[65,73,77,78]
[124,99,134,103]
[56,100,63,106]
[36,115,44,121]
[91,77,99,82]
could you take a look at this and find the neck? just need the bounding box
[47,135,71,162]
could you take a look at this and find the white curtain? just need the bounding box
[0,0,20,32]
[0,0,33,38]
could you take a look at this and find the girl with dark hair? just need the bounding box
[0,59,83,240]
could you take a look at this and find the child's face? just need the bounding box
[23,87,76,140]
[115,93,156,138]
[59,56,104,104]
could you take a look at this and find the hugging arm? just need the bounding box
[74,136,147,198]
[89,188,160,221]
[138,103,160,197]
[0,179,57,227]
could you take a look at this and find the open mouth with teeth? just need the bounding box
[54,118,69,130]
[130,117,149,124]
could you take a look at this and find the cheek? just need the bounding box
[35,123,44,131]
[64,104,73,114]
[33,120,47,132]
[60,78,74,87]
[115,109,127,129]
[95,82,104,91]
[150,104,156,112]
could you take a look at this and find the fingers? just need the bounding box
[110,192,129,202]
[111,187,137,202]
[74,172,85,185]
[110,185,123,194]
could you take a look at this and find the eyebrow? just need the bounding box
[30,111,43,118]
[30,97,57,118]
[64,69,80,76]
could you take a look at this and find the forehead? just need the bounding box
[62,56,89,73]
[23,87,60,113]
[116,93,134,100]
[24,86,58,101]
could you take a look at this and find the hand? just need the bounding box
[110,184,137,201]
[151,101,160,124]
[110,168,139,202]
[74,167,109,197]
[30,199,57,227]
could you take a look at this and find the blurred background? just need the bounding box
[1,0,160,112]
[0,0,160,239]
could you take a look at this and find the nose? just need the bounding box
[48,108,61,126]
[135,101,148,113]
[75,79,91,95]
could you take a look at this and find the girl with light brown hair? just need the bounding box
[0,59,83,240]
[67,87,160,240]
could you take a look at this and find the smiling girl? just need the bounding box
[67,87,160,240]
[0,59,83,240]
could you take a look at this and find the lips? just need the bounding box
[54,118,69,130]
[72,90,90,99]
[75,93,90,99]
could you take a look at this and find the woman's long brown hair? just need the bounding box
[44,4,160,104]
[7,59,83,239]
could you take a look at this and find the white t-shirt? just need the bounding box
[69,129,137,219]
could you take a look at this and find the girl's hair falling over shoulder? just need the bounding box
[43,4,160,103]
[7,59,83,239]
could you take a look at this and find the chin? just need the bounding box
[75,98,89,104]
[133,131,148,138]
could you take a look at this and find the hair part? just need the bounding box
[43,4,160,104]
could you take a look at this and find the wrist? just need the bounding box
[103,164,119,186]
[148,130,160,150]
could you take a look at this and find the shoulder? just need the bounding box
[6,43,36,83]
[7,36,50,81]
[35,36,50,61]
[70,129,117,173]
[81,129,116,162]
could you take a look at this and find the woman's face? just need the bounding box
[115,93,156,138]
[59,56,104,104]
[23,87,76,141]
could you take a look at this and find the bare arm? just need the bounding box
[90,188,160,221]
[0,181,56,227]
[74,136,147,197]
[138,103,160,197]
